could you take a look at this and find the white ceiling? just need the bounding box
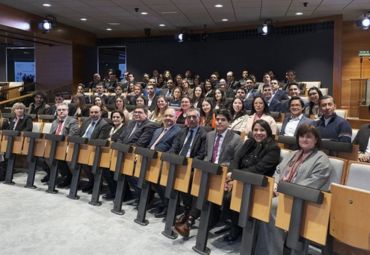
[0,0,369,37]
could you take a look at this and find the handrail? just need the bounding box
[0,84,24,92]
[0,93,33,106]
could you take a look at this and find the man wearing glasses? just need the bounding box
[117,105,159,201]
[43,103,79,184]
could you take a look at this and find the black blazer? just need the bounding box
[118,119,159,147]
[230,137,280,177]
[78,118,111,139]
[353,124,370,153]
[169,126,207,160]
[110,124,125,142]
[8,115,33,131]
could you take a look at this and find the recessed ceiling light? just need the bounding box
[295,12,303,16]
[42,3,51,7]
[80,18,87,21]
[106,28,112,31]
[108,22,120,26]
[141,12,148,15]
[222,18,228,22]
[159,24,166,27]
[215,4,223,8]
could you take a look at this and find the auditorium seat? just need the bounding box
[351,128,358,142]
[335,109,348,119]
[328,157,347,185]
[32,122,43,133]
[345,161,370,191]
[42,122,52,134]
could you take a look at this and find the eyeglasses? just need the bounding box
[186,115,198,119]
[57,108,68,112]
[134,111,145,114]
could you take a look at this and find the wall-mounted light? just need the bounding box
[38,15,56,33]
[257,19,272,35]
[175,32,185,42]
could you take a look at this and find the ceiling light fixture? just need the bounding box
[106,28,112,31]
[215,4,223,8]
[42,3,51,7]
[222,18,228,22]
[80,18,87,21]
[141,12,148,15]
[175,32,185,43]
[295,12,303,16]
[356,12,370,30]
[257,19,272,36]
[38,15,56,33]
[159,24,166,27]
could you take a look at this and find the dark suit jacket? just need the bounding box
[169,126,207,160]
[78,118,111,139]
[353,124,370,153]
[148,125,182,152]
[148,95,158,112]
[110,124,125,142]
[280,114,313,136]
[50,116,79,136]
[118,119,159,147]
[268,97,282,112]
[8,115,33,131]
[205,130,242,165]
[273,90,289,101]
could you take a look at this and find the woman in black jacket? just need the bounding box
[8,102,33,131]
[223,119,280,242]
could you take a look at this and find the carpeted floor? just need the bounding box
[0,170,240,255]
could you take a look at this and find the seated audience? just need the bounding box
[199,98,215,129]
[8,102,33,131]
[213,88,227,110]
[71,93,89,117]
[255,124,332,255]
[244,96,278,137]
[102,111,126,200]
[192,86,204,109]
[280,97,313,136]
[223,119,281,241]
[107,84,124,108]
[174,109,242,237]
[181,79,193,98]
[145,82,158,111]
[270,79,289,101]
[203,79,214,98]
[161,79,175,98]
[168,87,182,108]
[226,71,240,90]
[281,82,302,112]
[114,96,130,121]
[94,82,108,104]
[149,96,168,124]
[304,87,323,118]
[94,96,109,118]
[28,91,50,116]
[46,93,65,116]
[262,84,281,112]
[218,79,235,98]
[229,97,248,133]
[314,95,352,143]
[176,96,192,125]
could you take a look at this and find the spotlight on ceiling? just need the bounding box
[257,20,272,35]
[175,32,185,43]
[357,12,370,30]
[38,15,56,33]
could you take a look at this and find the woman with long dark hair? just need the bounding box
[192,85,204,109]
[304,87,323,118]
[199,98,215,129]
[229,97,248,132]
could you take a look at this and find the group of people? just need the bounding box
[0,67,368,254]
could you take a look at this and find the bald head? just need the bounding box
[163,108,177,128]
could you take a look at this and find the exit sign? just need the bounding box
[359,50,370,57]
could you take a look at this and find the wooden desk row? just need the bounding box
[0,130,365,255]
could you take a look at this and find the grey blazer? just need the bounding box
[204,129,242,166]
[274,149,332,191]
[50,116,79,136]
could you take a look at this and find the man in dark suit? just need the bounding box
[117,105,158,199]
[75,105,111,192]
[93,82,108,104]
[148,108,181,217]
[107,84,124,109]
[145,83,158,111]
[174,109,241,237]
[271,79,289,101]
[46,93,65,117]
[262,84,282,112]
[46,103,79,185]
[280,97,313,137]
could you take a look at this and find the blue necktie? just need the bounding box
[84,121,96,139]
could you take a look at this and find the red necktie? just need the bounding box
[55,120,64,135]
[211,134,222,163]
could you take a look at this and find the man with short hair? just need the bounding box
[148,108,182,217]
[239,69,249,88]
[75,105,111,192]
[262,84,281,112]
[117,105,158,199]
[271,79,289,101]
[47,103,80,185]
[174,109,241,237]
[219,78,235,98]
[47,93,65,116]
[28,91,50,115]
[226,71,240,90]
[127,83,144,105]
[89,73,101,90]
[161,79,175,98]
[314,96,352,143]
[235,88,246,101]
[94,82,108,104]
[281,82,302,112]
[145,83,158,111]
[280,97,313,136]
[107,84,124,109]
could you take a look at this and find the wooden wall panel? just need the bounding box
[341,21,370,113]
